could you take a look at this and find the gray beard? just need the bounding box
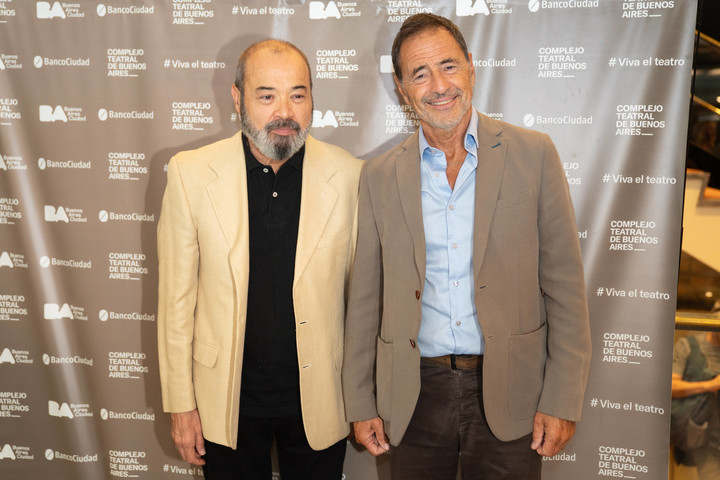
[240,103,309,161]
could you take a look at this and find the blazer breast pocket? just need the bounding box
[496,190,532,211]
[492,190,536,247]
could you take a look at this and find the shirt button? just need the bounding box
[454,281,459,287]
[452,243,458,249]
[434,172,440,177]
[456,321,462,326]
[263,168,269,173]
[272,192,278,198]
[448,205,455,211]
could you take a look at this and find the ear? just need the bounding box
[231,84,242,114]
[468,52,476,86]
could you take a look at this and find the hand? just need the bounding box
[530,412,575,457]
[171,409,206,465]
[353,417,390,456]
[708,374,720,392]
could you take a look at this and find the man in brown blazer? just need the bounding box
[157,40,362,479]
[342,14,591,479]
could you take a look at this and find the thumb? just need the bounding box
[374,419,390,450]
[193,414,206,456]
[531,415,545,451]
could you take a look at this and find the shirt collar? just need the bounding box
[242,133,305,172]
[419,109,479,168]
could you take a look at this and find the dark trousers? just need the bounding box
[202,412,346,480]
[390,358,542,480]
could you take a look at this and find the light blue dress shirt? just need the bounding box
[417,110,484,357]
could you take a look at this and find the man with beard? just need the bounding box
[158,39,362,480]
[342,14,590,479]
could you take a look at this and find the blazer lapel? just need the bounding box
[294,135,339,283]
[395,132,426,282]
[206,132,248,276]
[473,114,507,279]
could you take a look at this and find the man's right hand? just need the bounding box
[171,409,206,465]
[353,417,390,456]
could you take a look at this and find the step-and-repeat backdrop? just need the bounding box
[0,1,698,479]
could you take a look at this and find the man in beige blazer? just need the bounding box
[342,14,590,479]
[158,40,362,479]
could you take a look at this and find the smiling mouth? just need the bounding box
[426,96,457,107]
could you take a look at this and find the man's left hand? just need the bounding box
[530,412,575,456]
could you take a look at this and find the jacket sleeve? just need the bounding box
[536,134,592,422]
[157,156,200,413]
[342,163,384,422]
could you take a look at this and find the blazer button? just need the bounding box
[410,339,417,348]
[415,290,420,300]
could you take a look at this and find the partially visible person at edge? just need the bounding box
[672,332,720,477]
[342,13,591,480]
[157,39,362,480]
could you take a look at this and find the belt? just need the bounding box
[423,354,482,370]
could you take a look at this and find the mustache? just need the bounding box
[265,118,301,133]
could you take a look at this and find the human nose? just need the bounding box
[274,97,293,119]
[429,70,450,95]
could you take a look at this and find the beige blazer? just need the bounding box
[158,132,362,450]
[342,113,591,444]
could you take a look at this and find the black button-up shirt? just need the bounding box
[239,134,304,417]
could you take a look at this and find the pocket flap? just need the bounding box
[192,337,218,368]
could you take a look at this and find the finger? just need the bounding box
[174,432,201,464]
[177,444,194,463]
[193,441,206,465]
[541,426,570,456]
[361,427,380,449]
[373,420,390,452]
[186,451,205,465]
[538,433,559,456]
[178,439,205,466]
[358,427,385,455]
[530,416,545,451]
[194,423,206,457]
[189,450,206,466]
[364,441,385,456]
[363,436,387,457]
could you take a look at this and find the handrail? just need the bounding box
[676,311,720,331]
[693,95,720,117]
[699,31,720,52]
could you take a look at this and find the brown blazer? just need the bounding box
[157,132,362,450]
[342,113,591,444]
